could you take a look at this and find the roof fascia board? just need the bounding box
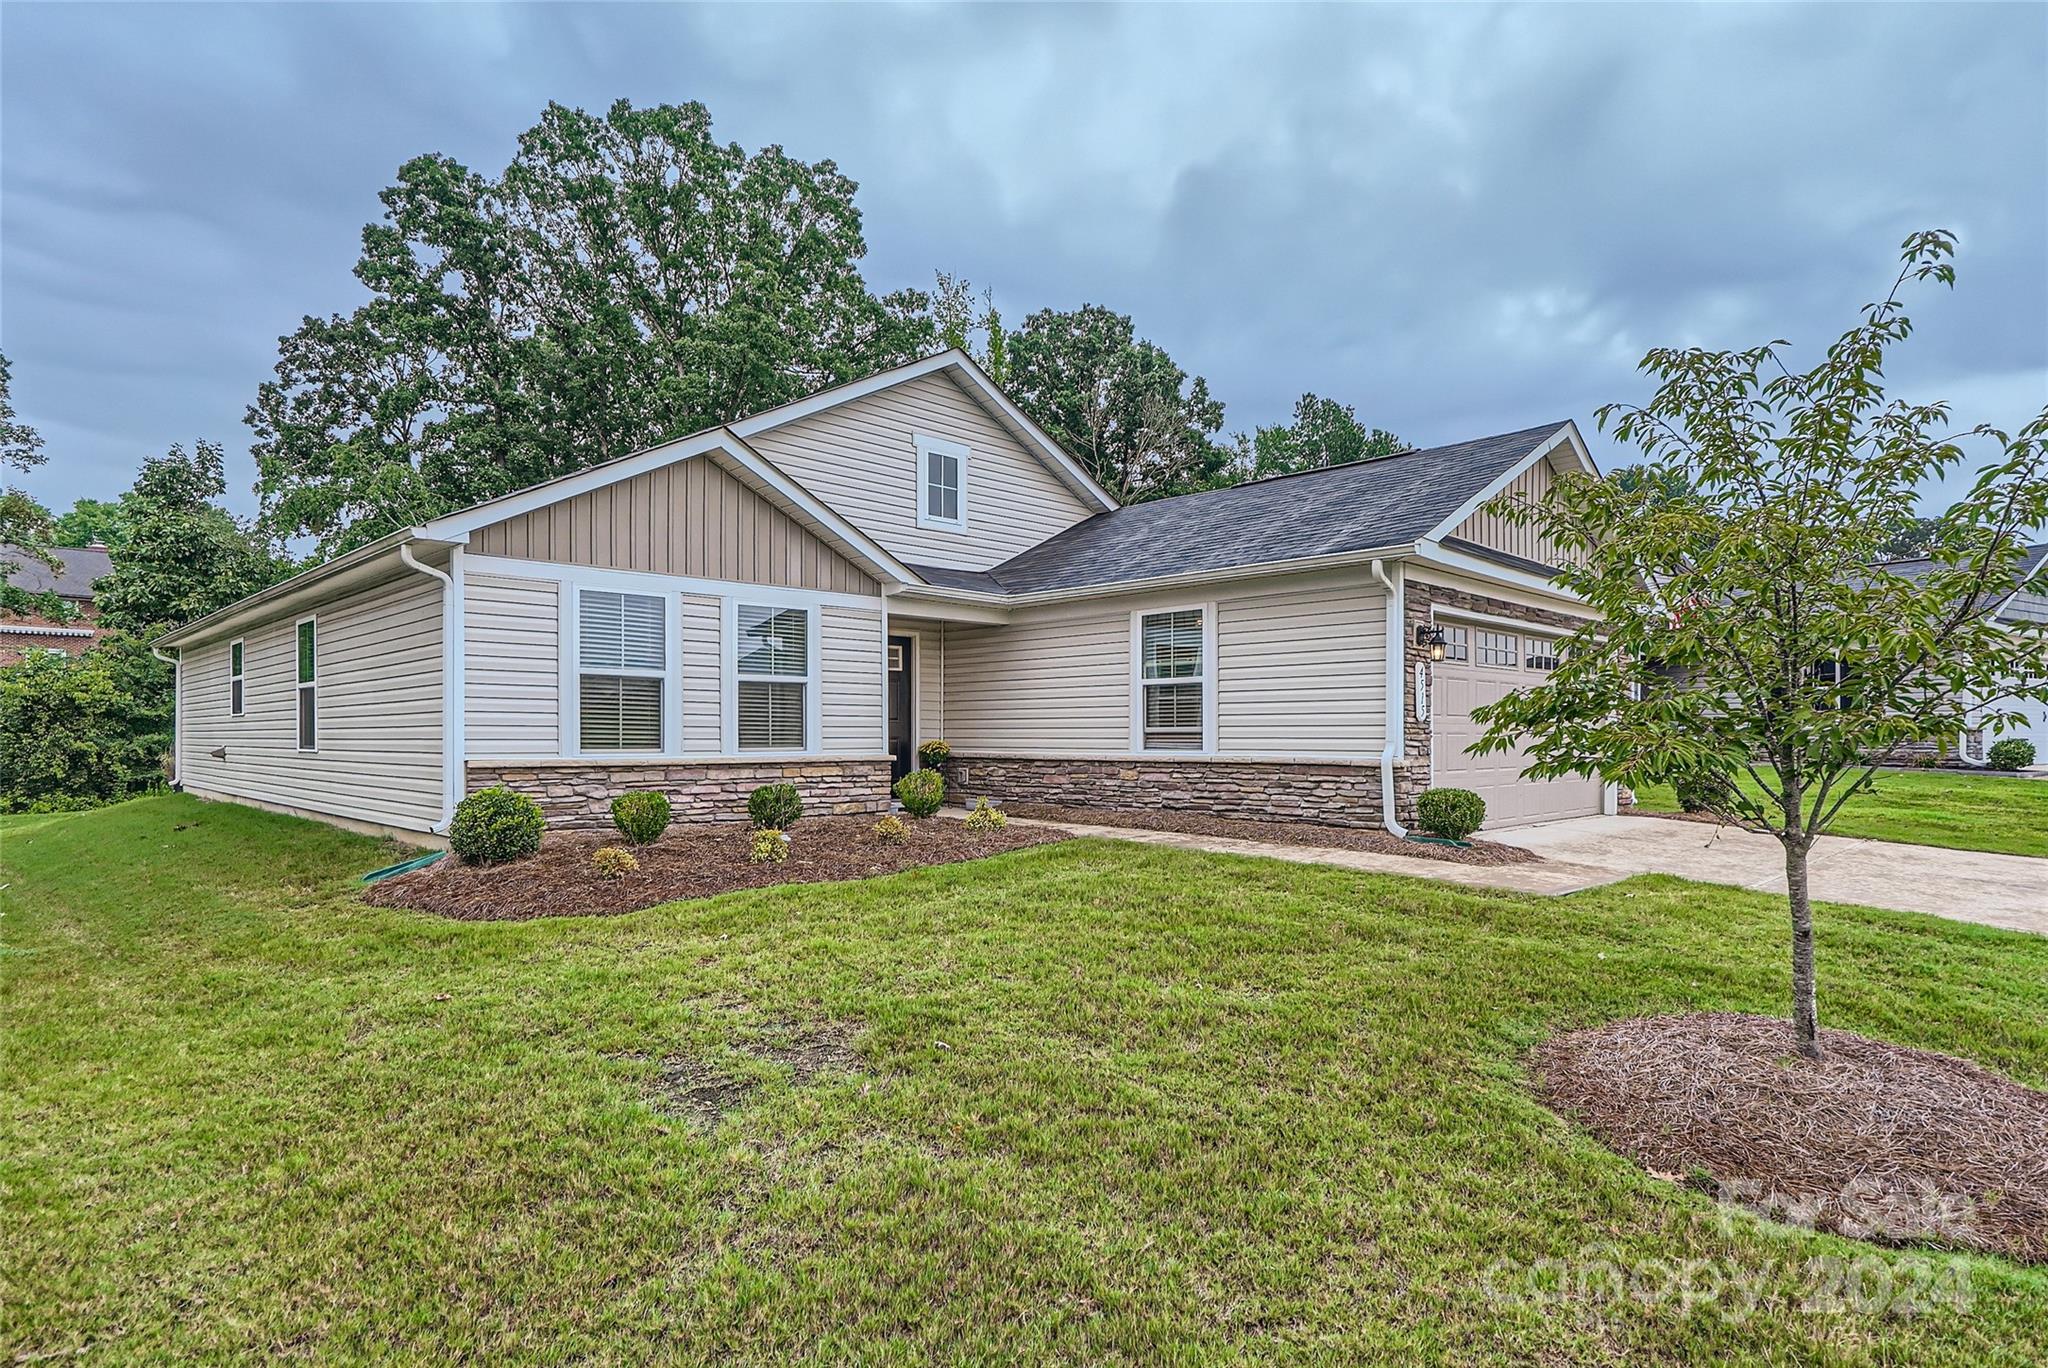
[1408,538,1589,603]
[893,542,1418,611]
[731,349,1119,513]
[1417,421,1588,548]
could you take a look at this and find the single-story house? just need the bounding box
[1881,543,2048,764]
[154,351,1614,843]
[1,541,115,665]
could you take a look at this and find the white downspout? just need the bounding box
[1370,558,1408,838]
[152,645,180,788]
[400,544,464,832]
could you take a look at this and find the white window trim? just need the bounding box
[722,590,824,756]
[1130,602,1216,755]
[294,616,317,752]
[913,433,969,532]
[563,584,676,758]
[228,637,245,718]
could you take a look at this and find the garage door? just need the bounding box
[1430,624,1604,829]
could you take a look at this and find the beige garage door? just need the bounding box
[1430,624,1604,829]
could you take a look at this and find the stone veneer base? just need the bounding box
[943,755,1423,830]
[468,758,893,830]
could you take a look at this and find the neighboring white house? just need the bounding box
[1882,544,2048,765]
[155,350,1613,842]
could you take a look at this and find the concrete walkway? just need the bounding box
[1003,814,1627,897]
[1494,814,2047,936]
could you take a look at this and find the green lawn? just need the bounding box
[6,796,2047,1364]
[1631,767,2048,858]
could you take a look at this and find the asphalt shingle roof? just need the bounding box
[915,422,1571,595]
[0,543,113,600]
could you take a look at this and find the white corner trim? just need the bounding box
[912,433,970,532]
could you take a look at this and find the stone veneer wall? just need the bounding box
[468,758,892,830]
[943,755,1425,830]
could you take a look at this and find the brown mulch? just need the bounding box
[1533,1012,2048,1264]
[1001,803,1539,866]
[362,815,1065,921]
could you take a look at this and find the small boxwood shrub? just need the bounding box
[917,738,952,771]
[894,768,945,818]
[872,814,907,843]
[592,846,639,880]
[1672,770,1730,814]
[748,782,803,830]
[1415,788,1485,841]
[610,791,671,845]
[750,828,790,864]
[1987,737,2036,771]
[449,786,546,865]
[962,797,1006,833]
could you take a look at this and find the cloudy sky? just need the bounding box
[4,2,2044,523]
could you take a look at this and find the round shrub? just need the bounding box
[962,797,1006,834]
[916,738,952,771]
[449,786,545,865]
[872,814,907,843]
[1987,737,2036,771]
[894,768,945,818]
[1415,787,1486,841]
[610,791,672,845]
[592,846,639,880]
[1671,770,1730,814]
[750,828,790,864]
[748,782,803,831]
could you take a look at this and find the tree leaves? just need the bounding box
[95,441,292,636]
[1249,393,1404,478]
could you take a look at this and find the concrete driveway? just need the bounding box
[1494,814,2047,936]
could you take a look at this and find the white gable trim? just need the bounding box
[730,349,1119,513]
[416,430,917,589]
[1417,421,1596,549]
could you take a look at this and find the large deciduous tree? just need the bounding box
[1003,304,1231,501]
[96,441,291,635]
[1472,231,2048,1059]
[0,351,59,608]
[1250,392,1403,478]
[250,100,934,555]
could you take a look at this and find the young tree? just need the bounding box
[1250,392,1404,478]
[1003,304,1231,501]
[250,99,934,556]
[96,441,292,635]
[1471,231,2048,1058]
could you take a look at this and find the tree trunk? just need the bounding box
[1785,839,1821,1059]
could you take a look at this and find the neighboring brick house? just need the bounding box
[155,350,1613,843]
[0,542,114,666]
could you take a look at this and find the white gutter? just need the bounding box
[891,542,1417,612]
[152,645,180,787]
[1369,557,1409,838]
[399,544,465,832]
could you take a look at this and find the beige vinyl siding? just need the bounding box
[464,573,559,757]
[469,454,878,595]
[918,626,944,742]
[1215,585,1385,754]
[944,570,1388,758]
[680,593,722,753]
[180,570,444,831]
[745,371,1096,571]
[821,606,884,754]
[1450,458,1579,568]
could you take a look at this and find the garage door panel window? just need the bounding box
[1477,630,1519,668]
[1440,625,1469,662]
[1138,608,1207,751]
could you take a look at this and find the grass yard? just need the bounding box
[6,796,2048,1364]
[1631,766,2048,858]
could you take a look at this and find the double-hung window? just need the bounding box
[229,639,245,717]
[736,604,810,750]
[578,589,666,751]
[915,434,968,530]
[295,619,317,750]
[1138,608,1207,751]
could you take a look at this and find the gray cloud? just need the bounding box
[3,1,2042,521]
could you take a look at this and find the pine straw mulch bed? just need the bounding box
[1533,1012,2048,1264]
[1000,803,1539,866]
[361,816,1066,921]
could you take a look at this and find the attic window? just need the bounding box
[915,434,968,531]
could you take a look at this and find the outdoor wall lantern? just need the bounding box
[1415,623,1448,662]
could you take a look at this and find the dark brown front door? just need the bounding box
[887,635,914,781]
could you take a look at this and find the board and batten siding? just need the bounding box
[465,573,560,757]
[1449,458,1579,569]
[942,571,1389,758]
[468,453,878,595]
[180,569,445,831]
[744,371,1097,572]
[821,606,884,754]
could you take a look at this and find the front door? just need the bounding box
[887,635,914,781]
